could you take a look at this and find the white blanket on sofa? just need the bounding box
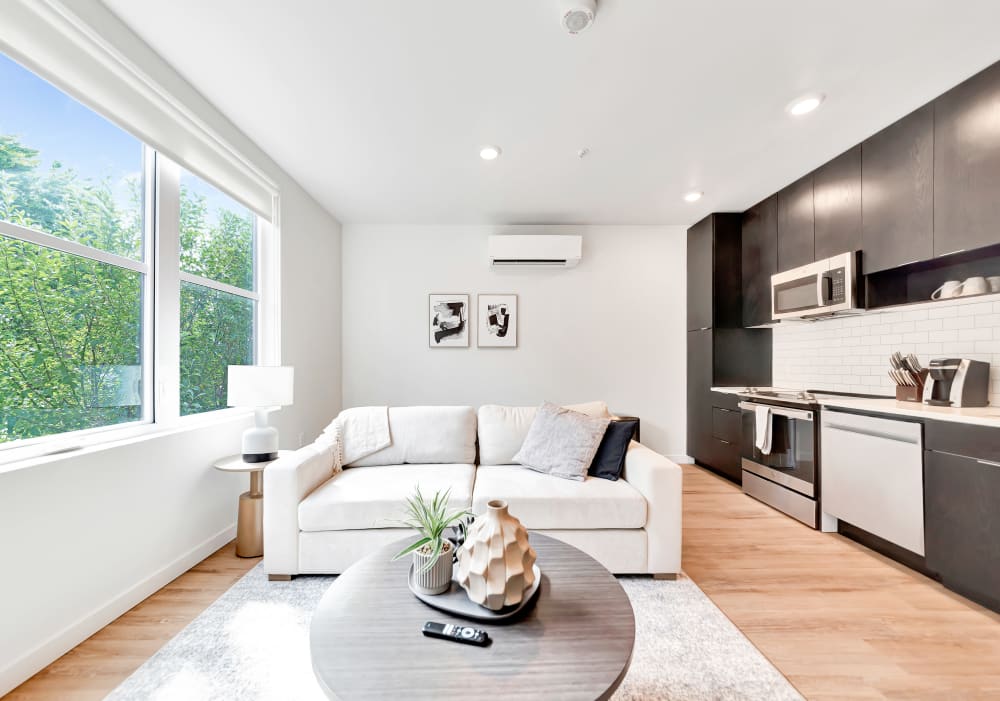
[318,406,391,471]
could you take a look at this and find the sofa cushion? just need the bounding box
[514,402,610,481]
[478,401,612,466]
[471,465,647,529]
[589,419,639,481]
[299,464,475,531]
[348,406,477,467]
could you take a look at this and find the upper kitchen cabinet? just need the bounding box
[741,196,777,327]
[814,145,862,260]
[776,174,815,271]
[934,61,1000,257]
[861,104,934,273]
[687,213,742,331]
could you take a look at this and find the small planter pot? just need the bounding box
[411,540,454,595]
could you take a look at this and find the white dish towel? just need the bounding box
[754,406,773,455]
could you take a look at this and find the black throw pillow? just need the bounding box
[588,418,639,481]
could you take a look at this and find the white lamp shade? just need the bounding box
[227,365,294,407]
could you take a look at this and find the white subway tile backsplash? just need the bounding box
[958,327,993,341]
[773,294,1000,405]
[959,302,996,317]
[928,329,959,343]
[942,317,975,330]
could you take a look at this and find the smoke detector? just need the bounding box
[560,0,596,34]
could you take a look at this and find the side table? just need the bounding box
[213,451,292,557]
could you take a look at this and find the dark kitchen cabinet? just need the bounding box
[687,327,771,483]
[776,174,815,271]
[934,61,1000,257]
[687,217,713,331]
[687,213,772,483]
[924,449,1000,613]
[687,214,742,331]
[741,196,777,327]
[924,420,1000,613]
[686,329,713,464]
[861,104,934,273]
[814,145,862,260]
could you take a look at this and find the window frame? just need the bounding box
[0,147,275,465]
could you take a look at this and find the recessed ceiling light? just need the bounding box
[683,191,703,203]
[480,145,501,161]
[786,93,825,117]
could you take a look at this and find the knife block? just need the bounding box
[895,369,929,402]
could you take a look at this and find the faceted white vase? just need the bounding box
[456,500,537,611]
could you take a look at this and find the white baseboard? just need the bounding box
[666,454,695,464]
[0,523,236,697]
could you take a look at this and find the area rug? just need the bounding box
[107,566,802,700]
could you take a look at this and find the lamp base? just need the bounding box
[242,425,279,464]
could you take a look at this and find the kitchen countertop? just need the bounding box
[817,397,1000,428]
[711,386,1000,429]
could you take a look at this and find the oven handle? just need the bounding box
[739,401,814,422]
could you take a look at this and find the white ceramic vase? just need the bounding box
[456,499,537,610]
[411,540,453,595]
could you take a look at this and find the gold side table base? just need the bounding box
[236,471,264,558]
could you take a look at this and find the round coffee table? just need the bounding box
[310,533,635,700]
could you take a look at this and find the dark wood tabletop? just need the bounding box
[309,533,636,700]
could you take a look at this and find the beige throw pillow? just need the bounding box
[513,402,611,481]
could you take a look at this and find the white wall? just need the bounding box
[773,295,1000,403]
[0,16,342,697]
[342,225,686,458]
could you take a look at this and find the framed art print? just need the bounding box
[478,294,517,348]
[429,294,470,347]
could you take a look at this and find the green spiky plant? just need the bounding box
[391,486,471,573]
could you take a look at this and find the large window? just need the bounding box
[179,171,257,416]
[0,52,266,451]
[0,53,148,443]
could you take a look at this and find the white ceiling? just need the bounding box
[102,0,1000,226]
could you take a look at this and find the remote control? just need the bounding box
[422,621,490,647]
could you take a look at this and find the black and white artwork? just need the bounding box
[478,294,517,348]
[429,294,469,347]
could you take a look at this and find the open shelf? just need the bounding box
[864,243,1000,310]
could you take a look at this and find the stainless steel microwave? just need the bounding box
[770,251,861,320]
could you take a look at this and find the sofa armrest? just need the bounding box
[621,441,682,574]
[263,443,335,576]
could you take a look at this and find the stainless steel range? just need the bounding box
[737,387,854,531]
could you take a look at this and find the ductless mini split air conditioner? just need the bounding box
[488,235,582,269]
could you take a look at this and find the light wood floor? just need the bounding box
[682,464,1000,700]
[9,465,1000,700]
[6,542,258,701]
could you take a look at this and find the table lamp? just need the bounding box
[227,365,294,462]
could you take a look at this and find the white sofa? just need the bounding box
[263,405,682,579]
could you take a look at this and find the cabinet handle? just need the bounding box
[977,459,1000,468]
[716,439,733,445]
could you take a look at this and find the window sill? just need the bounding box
[0,408,255,475]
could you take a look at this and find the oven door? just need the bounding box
[739,401,816,497]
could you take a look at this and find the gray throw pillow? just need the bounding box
[513,402,611,481]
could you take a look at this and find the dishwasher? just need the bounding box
[820,411,925,555]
